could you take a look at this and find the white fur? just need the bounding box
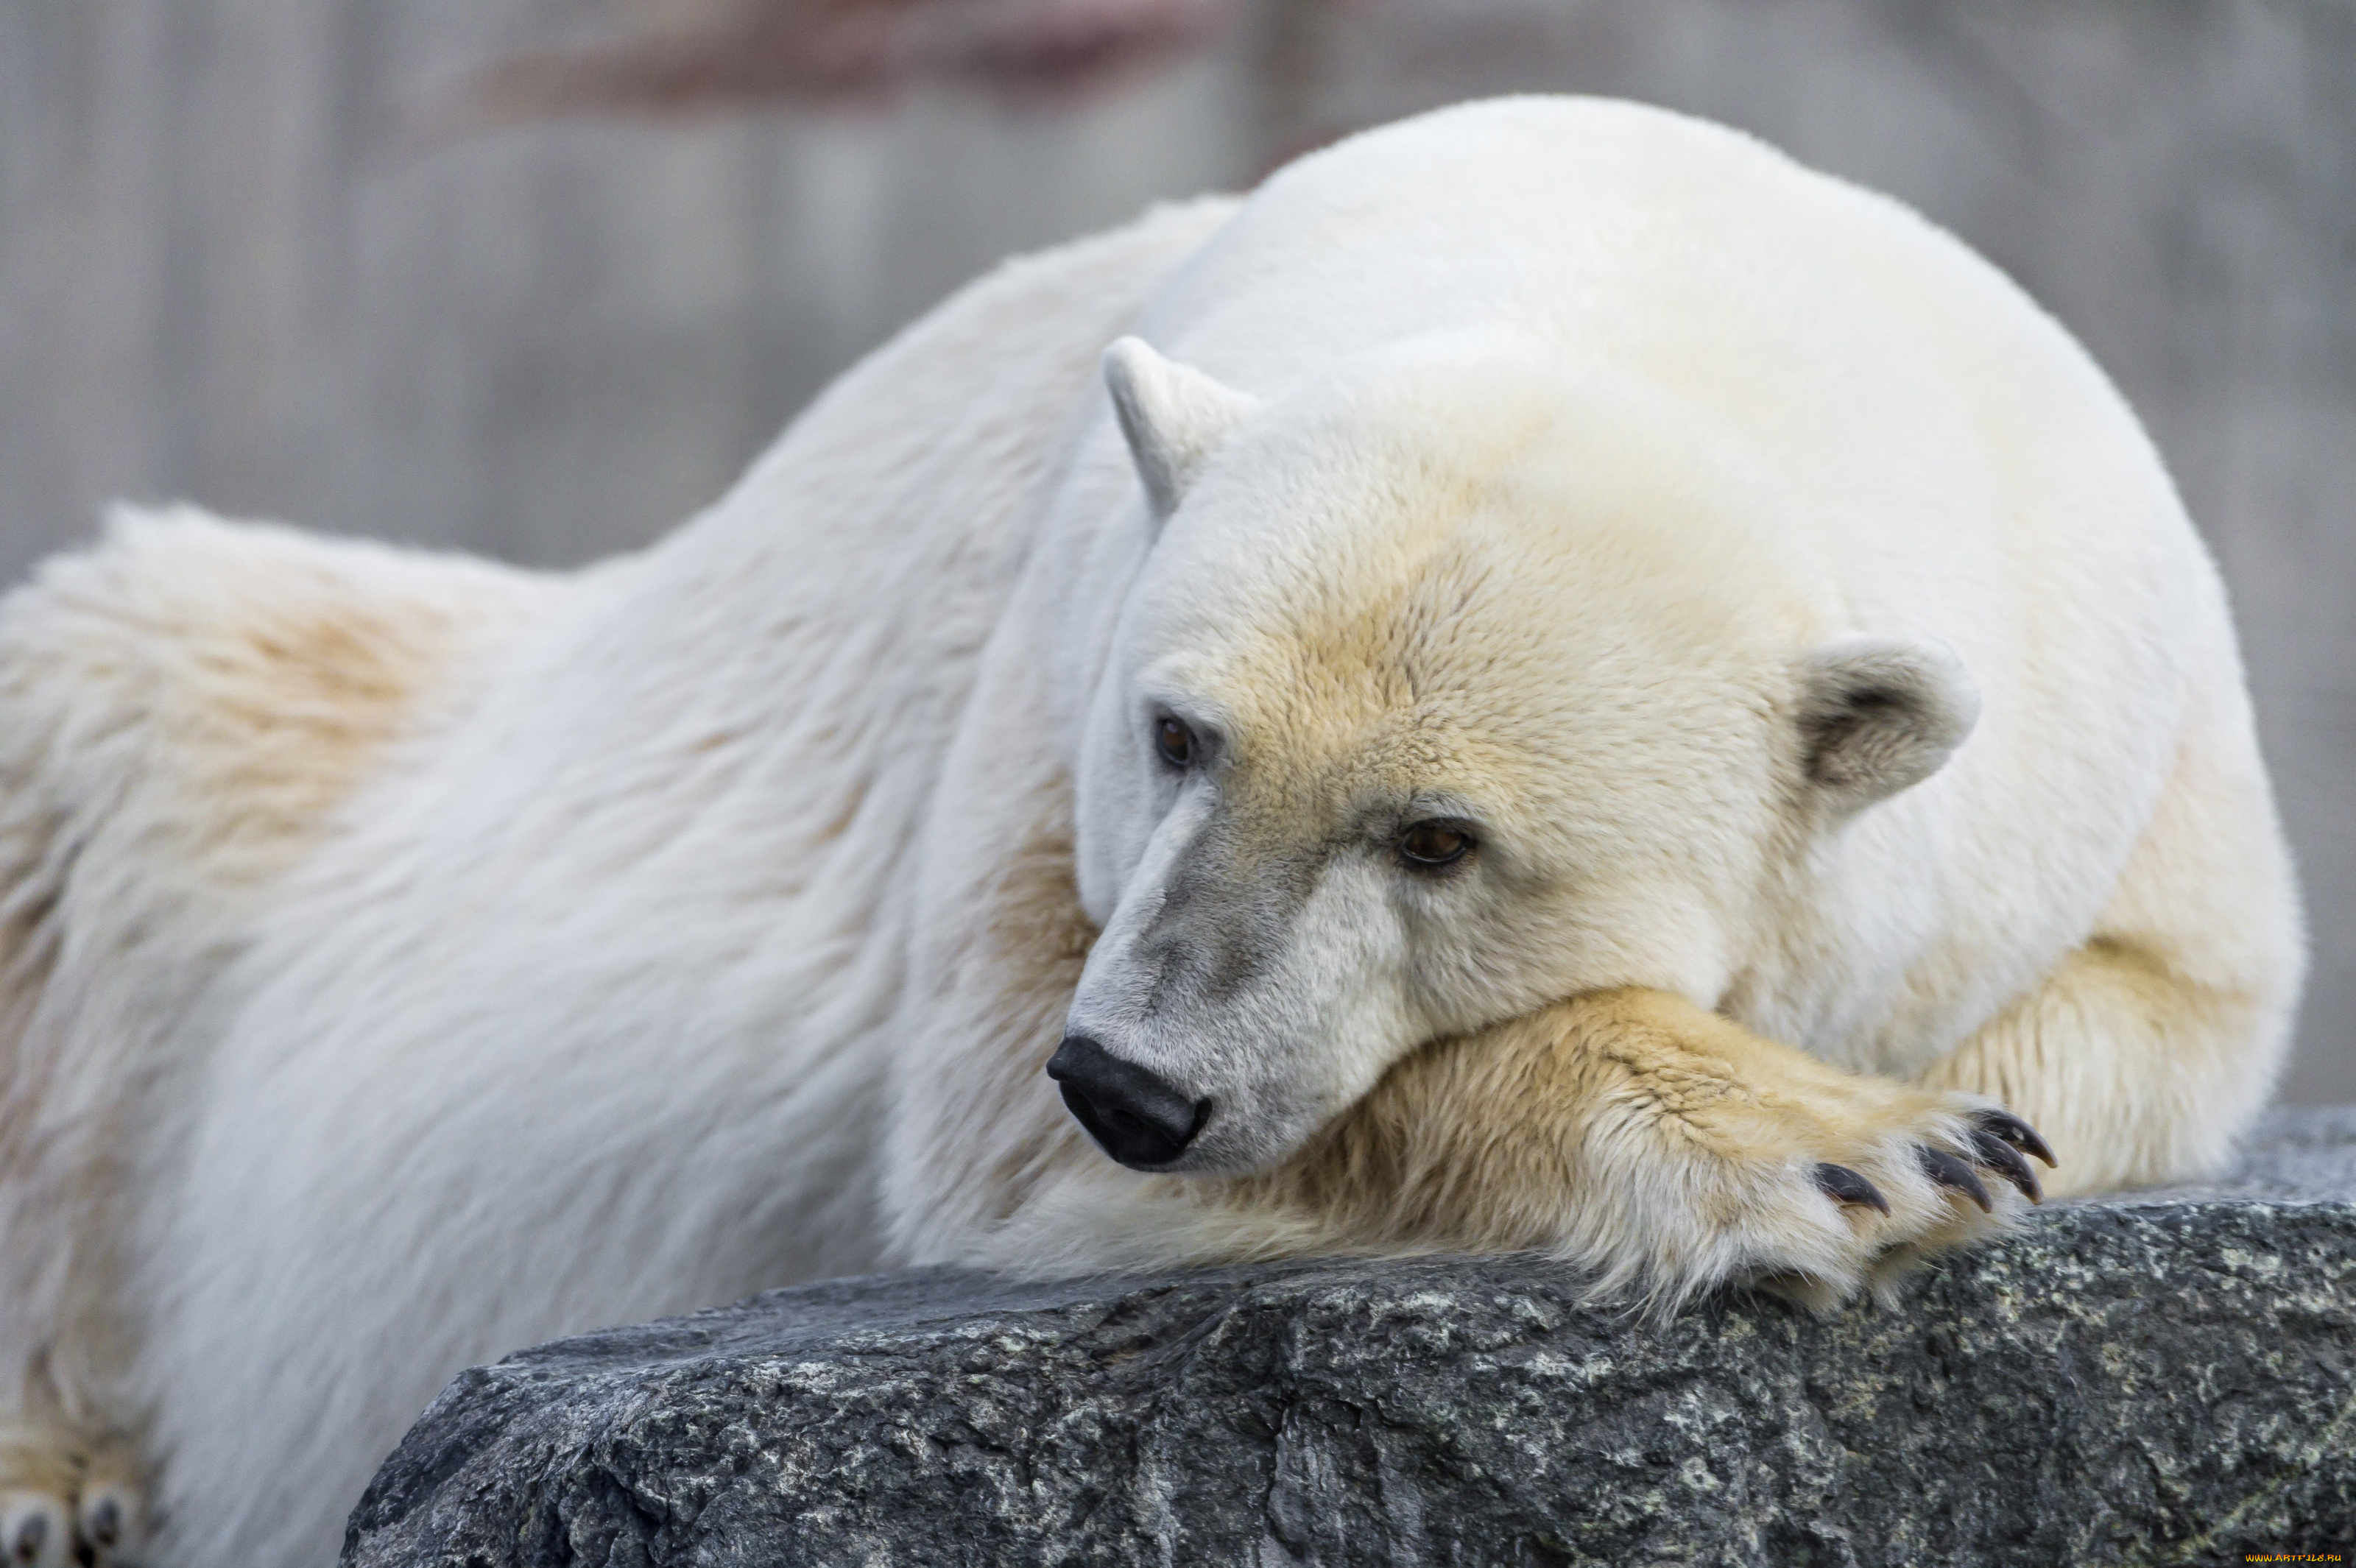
[1101,336,1261,523]
[0,99,2300,1564]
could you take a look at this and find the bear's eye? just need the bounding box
[1154,716,1195,770]
[1397,820,1474,869]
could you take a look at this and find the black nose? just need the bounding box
[1046,1036,1207,1169]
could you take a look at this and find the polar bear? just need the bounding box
[0,97,2302,1565]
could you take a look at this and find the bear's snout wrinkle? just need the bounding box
[1046,1035,1208,1168]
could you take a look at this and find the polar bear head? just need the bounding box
[1052,334,1977,1175]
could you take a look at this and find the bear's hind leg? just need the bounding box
[1918,688,2302,1195]
[1919,934,2293,1196]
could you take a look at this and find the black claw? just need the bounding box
[1917,1145,1995,1213]
[12,1516,44,1564]
[1972,1107,2057,1169]
[85,1498,121,1549]
[1969,1126,2044,1203]
[1814,1162,1890,1214]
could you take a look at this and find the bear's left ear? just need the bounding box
[1794,637,1979,811]
[1102,337,1260,526]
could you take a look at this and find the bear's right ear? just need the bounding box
[1102,337,1259,526]
[1794,637,1980,812]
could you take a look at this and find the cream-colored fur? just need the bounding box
[0,99,2300,1564]
[0,513,552,1563]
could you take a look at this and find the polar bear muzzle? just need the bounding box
[1045,1034,1210,1168]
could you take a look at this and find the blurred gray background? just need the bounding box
[2,0,2349,1102]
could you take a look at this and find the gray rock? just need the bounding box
[342,1109,2356,1567]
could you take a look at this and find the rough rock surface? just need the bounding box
[344,1109,2356,1567]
